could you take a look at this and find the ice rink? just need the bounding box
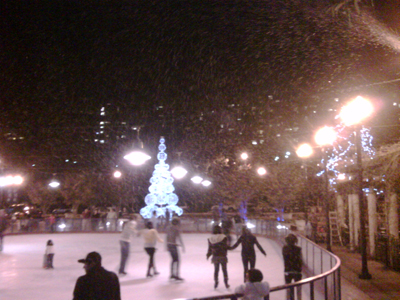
[0,232,287,300]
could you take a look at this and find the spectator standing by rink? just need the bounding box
[229,226,267,282]
[233,213,244,238]
[221,211,233,246]
[150,210,159,230]
[82,209,91,231]
[141,221,163,277]
[44,239,55,269]
[166,217,185,280]
[118,215,138,275]
[234,268,270,300]
[49,214,56,232]
[91,209,101,231]
[282,234,303,300]
[73,251,120,300]
[207,225,230,289]
[0,209,8,251]
[106,208,117,231]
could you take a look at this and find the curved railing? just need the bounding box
[5,216,341,300]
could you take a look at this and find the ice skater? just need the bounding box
[206,225,230,289]
[283,233,303,300]
[44,239,54,269]
[234,268,270,300]
[166,217,185,281]
[229,226,267,282]
[141,221,163,277]
[118,214,138,275]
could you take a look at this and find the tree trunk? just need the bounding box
[388,193,399,238]
[367,191,377,257]
[349,194,360,251]
[336,194,345,227]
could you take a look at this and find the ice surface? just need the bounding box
[0,233,285,300]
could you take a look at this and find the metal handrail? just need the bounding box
[174,240,341,300]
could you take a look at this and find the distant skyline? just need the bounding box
[1,1,400,171]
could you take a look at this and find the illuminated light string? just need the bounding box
[317,125,375,191]
[140,137,183,219]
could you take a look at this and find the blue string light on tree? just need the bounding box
[140,137,183,219]
[317,124,375,190]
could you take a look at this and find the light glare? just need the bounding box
[340,96,373,126]
[171,166,188,179]
[124,151,151,166]
[296,143,313,158]
[315,127,337,146]
[191,176,203,184]
[257,167,267,176]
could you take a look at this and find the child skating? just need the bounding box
[44,239,54,269]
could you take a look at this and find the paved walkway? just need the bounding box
[332,245,400,300]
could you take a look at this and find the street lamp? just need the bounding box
[0,175,24,208]
[123,151,151,166]
[296,143,313,219]
[113,170,123,215]
[201,180,212,187]
[171,166,188,179]
[0,175,24,187]
[340,96,373,280]
[49,180,60,188]
[241,152,249,161]
[123,127,151,166]
[113,170,122,178]
[191,175,203,184]
[315,126,337,252]
[296,143,313,159]
[257,167,267,176]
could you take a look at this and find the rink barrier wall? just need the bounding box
[4,216,341,300]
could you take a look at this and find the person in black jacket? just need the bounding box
[282,234,303,300]
[73,251,121,300]
[229,226,267,282]
[206,225,230,289]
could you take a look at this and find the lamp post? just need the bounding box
[315,126,337,252]
[123,127,151,166]
[113,170,123,215]
[0,175,24,207]
[296,143,313,218]
[340,96,373,280]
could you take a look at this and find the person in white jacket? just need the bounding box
[235,268,270,300]
[44,239,55,269]
[118,215,138,275]
[141,221,163,277]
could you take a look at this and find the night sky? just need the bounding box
[1,0,400,169]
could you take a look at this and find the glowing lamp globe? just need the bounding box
[296,143,313,158]
[201,180,212,187]
[124,151,151,166]
[171,166,188,179]
[340,96,373,126]
[257,167,267,176]
[191,176,203,184]
[49,181,60,188]
[315,127,337,146]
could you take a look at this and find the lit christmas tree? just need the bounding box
[140,137,183,219]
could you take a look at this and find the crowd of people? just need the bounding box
[2,207,304,299]
[69,212,303,300]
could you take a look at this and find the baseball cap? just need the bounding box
[78,251,102,264]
